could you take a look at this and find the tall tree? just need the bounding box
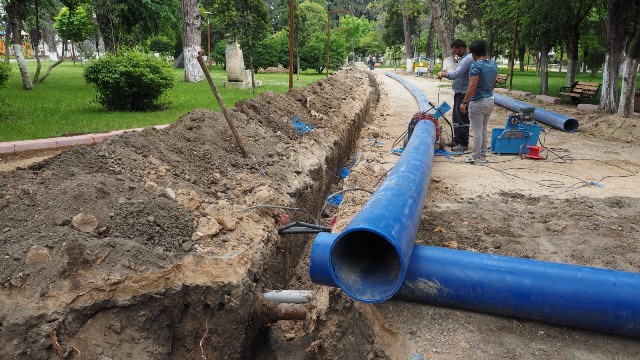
[5,0,32,89]
[401,0,412,61]
[618,11,640,117]
[181,0,203,82]
[520,0,563,95]
[561,0,596,86]
[600,0,633,113]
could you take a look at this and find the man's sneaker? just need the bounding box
[477,158,489,164]
[452,145,468,152]
[464,157,475,164]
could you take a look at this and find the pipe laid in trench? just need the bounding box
[494,93,580,132]
[324,72,437,303]
[311,233,640,338]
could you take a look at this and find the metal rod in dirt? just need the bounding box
[263,290,314,304]
[196,50,249,158]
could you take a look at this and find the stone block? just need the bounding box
[0,143,16,155]
[536,95,561,104]
[13,139,56,152]
[511,90,532,97]
[493,88,509,94]
[55,135,95,148]
[577,104,599,111]
[91,133,116,143]
[224,80,262,90]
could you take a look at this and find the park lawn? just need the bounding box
[0,61,325,142]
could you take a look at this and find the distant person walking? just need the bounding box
[436,39,473,152]
[368,55,375,70]
[459,40,497,164]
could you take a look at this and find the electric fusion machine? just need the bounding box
[490,106,545,159]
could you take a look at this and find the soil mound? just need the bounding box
[0,69,379,359]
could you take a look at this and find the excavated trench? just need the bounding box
[0,70,389,359]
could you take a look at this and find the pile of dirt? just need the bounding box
[0,69,381,359]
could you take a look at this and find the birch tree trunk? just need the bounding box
[617,24,640,117]
[600,0,632,113]
[181,0,204,82]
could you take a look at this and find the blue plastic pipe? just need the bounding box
[494,93,580,132]
[325,73,437,303]
[311,234,640,338]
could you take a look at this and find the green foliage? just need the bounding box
[253,30,290,71]
[92,0,182,52]
[0,61,12,89]
[211,40,227,68]
[149,36,174,56]
[301,30,348,74]
[83,51,175,111]
[54,5,97,43]
[359,29,386,55]
[339,14,376,56]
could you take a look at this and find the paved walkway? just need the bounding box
[0,124,170,155]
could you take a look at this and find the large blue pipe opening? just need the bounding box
[326,72,437,303]
[494,93,580,132]
[311,234,640,338]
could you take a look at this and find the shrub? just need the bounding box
[149,36,174,56]
[84,51,175,111]
[0,60,12,89]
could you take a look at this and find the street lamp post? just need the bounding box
[204,11,212,67]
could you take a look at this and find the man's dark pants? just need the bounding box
[453,92,470,146]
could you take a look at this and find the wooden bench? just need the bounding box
[558,81,601,104]
[495,74,509,87]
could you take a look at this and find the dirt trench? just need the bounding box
[0,69,385,359]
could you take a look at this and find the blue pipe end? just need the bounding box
[329,229,403,303]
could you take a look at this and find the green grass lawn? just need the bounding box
[0,61,325,142]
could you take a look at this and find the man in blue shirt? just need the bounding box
[437,39,473,152]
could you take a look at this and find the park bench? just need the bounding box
[495,74,509,87]
[558,81,601,104]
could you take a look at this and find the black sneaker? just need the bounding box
[452,145,468,152]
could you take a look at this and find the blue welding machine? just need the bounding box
[490,107,543,155]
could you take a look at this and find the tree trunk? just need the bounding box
[558,45,563,72]
[6,1,32,90]
[181,0,204,82]
[32,0,42,82]
[487,21,496,60]
[617,23,640,117]
[539,43,550,94]
[426,20,435,72]
[3,24,9,61]
[45,14,56,55]
[582,41,588,73]
[600,0,632,113]
[430,0,454,62]
[566,30,580,86]
[518,45,526,72]
[401,0,413,64]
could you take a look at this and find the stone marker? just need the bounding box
[577,104,599,111]
[536,95,562,104]
[224,34,262,90]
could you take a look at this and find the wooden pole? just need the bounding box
[196,50,249,158]
[289,0,294,90]
[207,20,212,67]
